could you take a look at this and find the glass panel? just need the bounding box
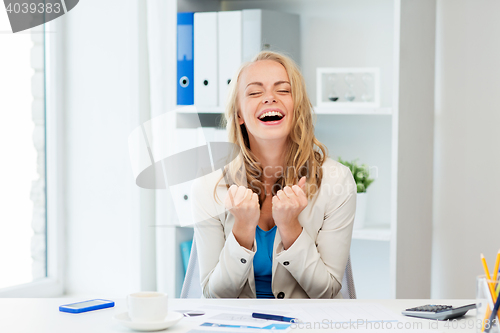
[0,11,46,289]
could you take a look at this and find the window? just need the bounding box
[0,8,46,290]
[0,14,63,297]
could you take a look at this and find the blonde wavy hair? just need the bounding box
[214,51,328,206]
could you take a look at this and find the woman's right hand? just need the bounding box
[224,185,260,250]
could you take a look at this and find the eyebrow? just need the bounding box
[245,80,291,89]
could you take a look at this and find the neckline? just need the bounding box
[256,225,277,233]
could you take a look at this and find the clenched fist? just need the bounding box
[272,176,308,249]
[225,185,260,250]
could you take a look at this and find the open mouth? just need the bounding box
[258,110,285,123]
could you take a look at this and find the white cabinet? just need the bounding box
[159,0,435,299]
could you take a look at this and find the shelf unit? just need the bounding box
[314,107,392,115]
[177,223,391,242]
[176,105,393,115]
[352,225,391,242]
[157,0,435,299]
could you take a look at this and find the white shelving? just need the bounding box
[352,225,391,241]
[175,105,223,114]
[174,218,391,243]
[177,224,392,242]
[314,107,392,115]
[158,0,435,299]
[176,105,393,115]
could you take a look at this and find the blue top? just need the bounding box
[253,225,277,299]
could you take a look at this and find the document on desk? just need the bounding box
[286,302,403,324]
[174,304,292,331]
[181,303,427,332]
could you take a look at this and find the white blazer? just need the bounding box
[191,158,356,299]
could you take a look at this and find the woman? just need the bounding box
[191,51,356,299]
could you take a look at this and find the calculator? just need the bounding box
[402,304,476,320]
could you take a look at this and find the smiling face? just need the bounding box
[237,60,294,146]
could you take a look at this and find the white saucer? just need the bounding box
[113,311,183,331]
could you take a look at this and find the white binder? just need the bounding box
[169,128,203,225]
[197,127,214,146]
[194,12,218,107]
[214,128,228,142]
[242,9,301,64]
[242,9,262,63]
[217,11,242,108]
[216,10,300,108]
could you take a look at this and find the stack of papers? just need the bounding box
[175,304,287,332]
[172,302,439,333]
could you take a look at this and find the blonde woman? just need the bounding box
[191,51,356,299]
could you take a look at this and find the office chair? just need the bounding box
[180,237,357,299]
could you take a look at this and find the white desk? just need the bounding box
[0,298,478,333]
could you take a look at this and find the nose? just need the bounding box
[262,92,277,104]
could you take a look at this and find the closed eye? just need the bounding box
[249,92,263,96]
[278,90,290,93]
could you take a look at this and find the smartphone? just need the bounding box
[59,299,115,314]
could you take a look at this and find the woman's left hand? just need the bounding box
[272,176,308,249]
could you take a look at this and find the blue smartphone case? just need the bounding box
[59,299,115,314]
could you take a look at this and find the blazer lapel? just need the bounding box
[271,228,281,293]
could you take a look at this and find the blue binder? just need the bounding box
[177,12,194,105]
[180,239,193,275]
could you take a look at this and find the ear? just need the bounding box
[237,112,244,125]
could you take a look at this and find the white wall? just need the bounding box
[432,0,500,298]
[61,0,154,296]
[222,0,395,108]
[59,0,500,299]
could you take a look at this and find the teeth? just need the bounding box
[258,111,283,119]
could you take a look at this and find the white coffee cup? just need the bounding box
[127,291,168,322]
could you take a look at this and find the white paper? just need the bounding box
[256,302,403,324]
[171,304,292,331]
[175,303,409,332]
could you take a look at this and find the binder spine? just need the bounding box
[218,11,242,108]
[177,12,194,105]
[194,12,219,107]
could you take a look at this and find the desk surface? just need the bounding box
[0,298,478,333]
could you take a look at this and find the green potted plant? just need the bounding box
[337,157,375,229]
